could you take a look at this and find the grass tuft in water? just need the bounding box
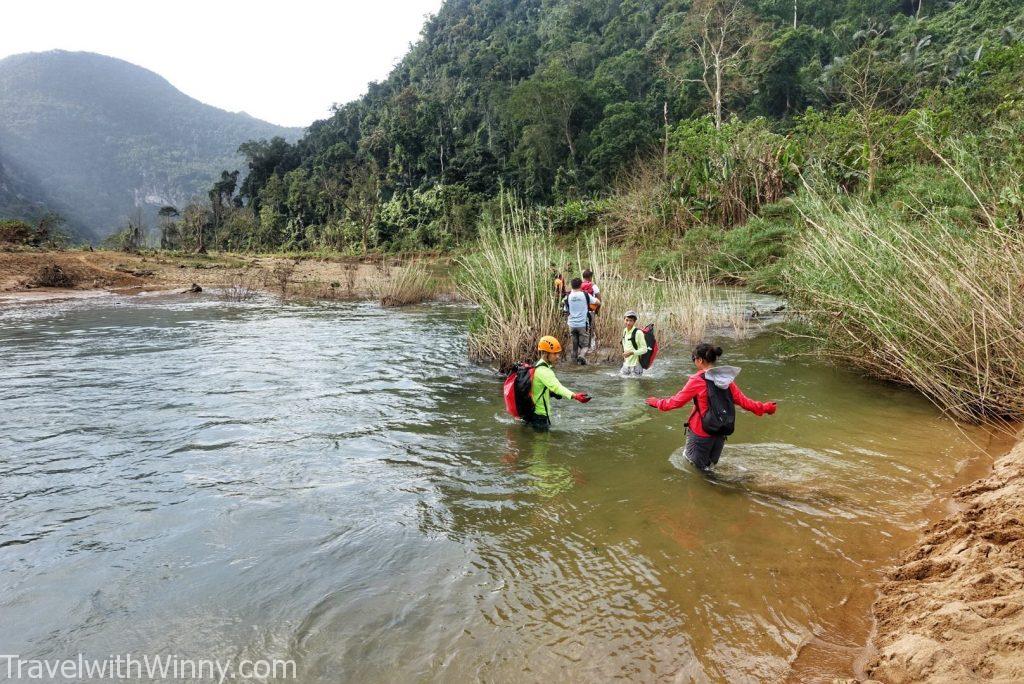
[373,259,440,307]
[458,194,720,369]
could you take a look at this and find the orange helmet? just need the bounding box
[537,335,562,353]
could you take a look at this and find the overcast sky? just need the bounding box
[3,0,447,128]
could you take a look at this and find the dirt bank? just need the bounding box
[0,249,435,302]
[866,438,1024,683]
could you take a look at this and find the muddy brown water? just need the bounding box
[0,296,1010,682]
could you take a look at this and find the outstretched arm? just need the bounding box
[647,375,702,411]
[730,384,776,415]
[535,365,574,400]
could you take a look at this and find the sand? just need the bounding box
[865,439,1024,683]
[0,249,410,301]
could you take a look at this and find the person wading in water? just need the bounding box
[620,310,647,377]
[530,336,592,430]
[562,278,593,365]
[645,343,776,470]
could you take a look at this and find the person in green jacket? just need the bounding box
[529,335,592,430]
[620,310,648,377]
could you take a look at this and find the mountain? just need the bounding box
[231,0,1024,253]
[0,50,304,241]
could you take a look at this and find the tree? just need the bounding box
[755,26,828,116]
[36,212,68,247]
[181,203,210,254]
[586,102,659,180]
[157,206,180,250]
[508,60,589,163]
[209,171,239,220]
[823,35,914,195]
[238,138,298,211]
[341,159,381,254]
[124,209,145,252]
[653,0,768,129]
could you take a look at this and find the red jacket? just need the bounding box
[650,370,770,437]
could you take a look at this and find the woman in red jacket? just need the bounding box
[645,343,777,470]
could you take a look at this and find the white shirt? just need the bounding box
[566,290,589,328]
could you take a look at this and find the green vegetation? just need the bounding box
[208,0,1023,261]
[141,0,1024,420]
[788,118,1024,422]
[457,201,566,367]
[6,1,1024,419]
[0,215,69,248]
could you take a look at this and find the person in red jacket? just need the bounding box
[645,343,777,470]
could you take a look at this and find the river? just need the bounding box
[0,295,1008,682]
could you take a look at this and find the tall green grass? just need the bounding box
[788,187,1024,422]
[573,234,714,359]
[457,199,564,367]
[458,196,722,369]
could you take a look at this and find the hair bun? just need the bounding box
[714,346,723,356]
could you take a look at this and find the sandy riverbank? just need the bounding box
[0,249,432,302]
[864,437,1024,683]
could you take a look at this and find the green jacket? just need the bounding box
[532,359,574,417]
[621,326,648,367]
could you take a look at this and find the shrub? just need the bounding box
[714,211,798,284]
[0,215,67,248]
[667,116,796,228]
[0,219,36,245]
[603,159,683,243]
[546,197,611,233]
[30,263,78,288]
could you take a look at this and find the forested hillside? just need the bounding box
[0,152,70,234]
[0,51,303,241]
[219,0,1023,256]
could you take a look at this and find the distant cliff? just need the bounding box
[0,50,303,241]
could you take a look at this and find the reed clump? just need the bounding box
[788,189,1024,422]
[575,235,713,359]
[458,197,721,369]
[457,200,564,367]
[373,259,440,307]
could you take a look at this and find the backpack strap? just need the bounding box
[629,328,639,349]
[533,359,552,408]
[690,371,706,425]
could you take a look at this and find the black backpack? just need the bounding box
[694,373,735,436]
[628,324,659,369]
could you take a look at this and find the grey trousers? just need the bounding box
[570,327,590,360]
[685,430,726,470]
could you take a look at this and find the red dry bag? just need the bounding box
[503,362,537,419]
